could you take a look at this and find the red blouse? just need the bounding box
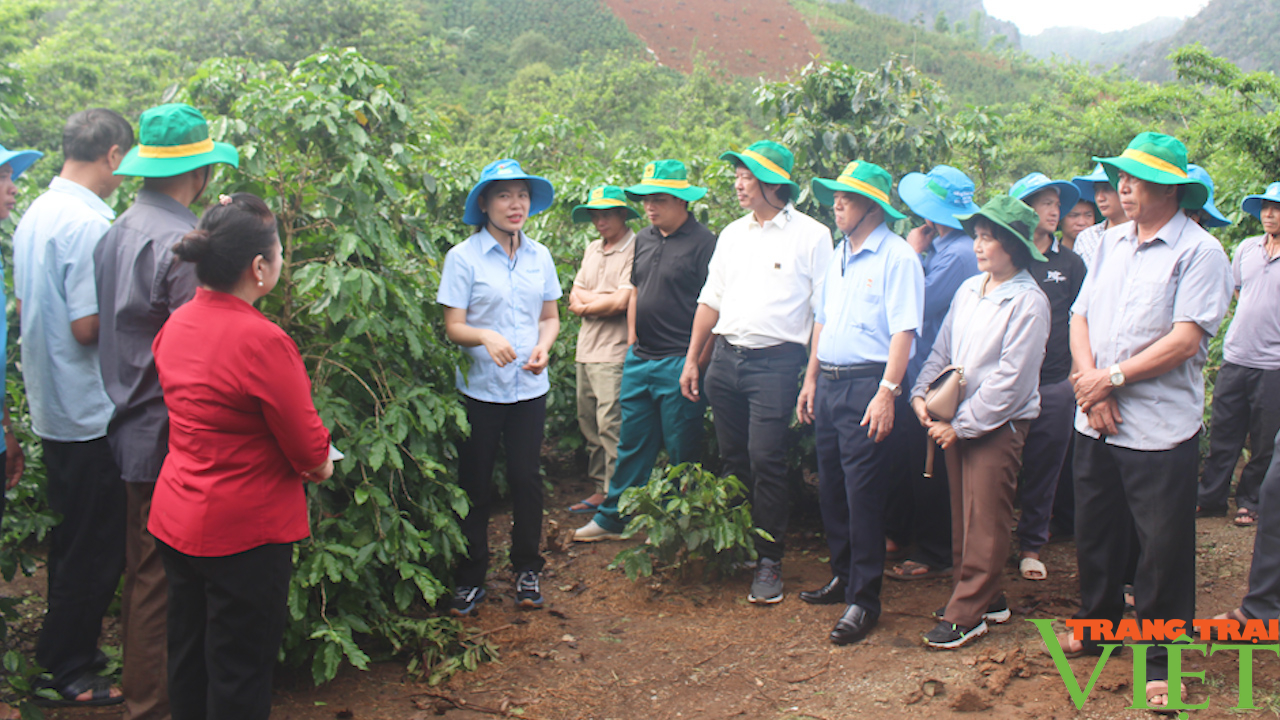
[150,288,330,556]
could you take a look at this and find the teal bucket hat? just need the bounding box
[463,159,555,226]
[719,140,801,201]
[956,194,1048,263]
[0,144,43,179]
[1186,164,1230,228]
[898,165,979,230]
[115,103,239,178]
[1242,182,1280,220]
[572,185,641,223]
[625,160,707,202]
[811,160,905,220]
[1093,132,1209,210]
[1071,164,1110,204]
[1009,172,1080,219]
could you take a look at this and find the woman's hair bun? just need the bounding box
[173,228,213,263]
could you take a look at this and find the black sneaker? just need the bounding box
[515,570,544,609]
[923,620,988,649]
[450,586,486,617]
[748,558,784,604]
[932,595,1011,624]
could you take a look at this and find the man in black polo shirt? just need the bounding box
[576,160,717,541]
[1008,173,1086,581]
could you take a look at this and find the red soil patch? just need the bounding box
[600,0,822,79]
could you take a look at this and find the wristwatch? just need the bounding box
[879,379,902,397]
[1109,364,1126,388]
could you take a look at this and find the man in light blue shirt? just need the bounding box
[12,108,133,706]
[795,161,923,646]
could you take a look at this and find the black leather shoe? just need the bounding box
[799,577,846,605]
[830,604,878,645]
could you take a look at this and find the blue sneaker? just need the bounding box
[450,586,486,617]
[515,570,544,609]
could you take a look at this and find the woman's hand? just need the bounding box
[523,345,550,374]
[911,396,931,427]
[480,330,518,367]
[302,458,334,483]
[927,421,959,450]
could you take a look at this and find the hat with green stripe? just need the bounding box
[572,185,641,223]
[1093,132,1208,210]
[719,140,801,201]
[624,159,707,202]
[811,160,905,220]
[115,103,239,178]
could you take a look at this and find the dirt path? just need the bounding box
[5,475,1277,720]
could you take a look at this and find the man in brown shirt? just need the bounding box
[566,185,638,512]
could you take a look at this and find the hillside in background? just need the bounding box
[819,0,1021,47]
[1126,0,1280,79]
[1024,17,1183,66]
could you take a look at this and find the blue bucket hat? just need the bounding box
[1242,182,1280,220]
[0,144,43,180]
[1071,164,1109,205]
[1186,164,1230,228]
[463,159,555,226]
[898,165,979,230]
[1009,172,1080,218]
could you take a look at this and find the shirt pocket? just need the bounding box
[851,291,883,333]
[1128,279,1173,333]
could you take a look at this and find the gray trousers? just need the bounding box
[1243,428,1280,620]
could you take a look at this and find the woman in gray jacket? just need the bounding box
[910,195,1051,649]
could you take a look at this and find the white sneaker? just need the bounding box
[574,520,623,542]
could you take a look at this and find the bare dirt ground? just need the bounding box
[4,468,1277,720]
[600,0,822,79]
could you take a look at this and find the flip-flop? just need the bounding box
[886,560,951,581]
[1145,680,1188,716]
[1200,608,1249,640]
[566,499,600,514]
[1233,507,1258,527]
[1020,557,1048,581]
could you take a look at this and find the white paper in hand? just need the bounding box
[328,444,345,461]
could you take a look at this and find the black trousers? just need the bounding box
[884,416,952,569]
[36,438,125,687]
[157,540,291,720]
[1016,378,1076,553]
[703,339,806,561]
[1243,428,1280,620]
[1199,363,1280,512]
[455,395,547,588]
[815,375,901,615]
[1074,432,1199,681]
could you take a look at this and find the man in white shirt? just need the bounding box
[680,140,833,604]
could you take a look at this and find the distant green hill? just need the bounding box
[1125,0,1280,80]
[818,0,1021,47]
[1024,17,1183,67]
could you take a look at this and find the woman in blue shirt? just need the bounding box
[436,159,561,617]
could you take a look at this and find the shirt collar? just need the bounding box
[601,230,635,255]
[1122,209,1193,248]
[747,204,795,231]
[971,268,1039,302]
[845,222,891,257]
[135,189,198,223]
[478,226,532,256]
[49,176,115,221]
[932,227,969,252]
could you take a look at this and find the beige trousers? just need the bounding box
[576,362,624,494]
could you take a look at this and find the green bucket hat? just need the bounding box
[624,159,707,203]
[572,185,641,223]
[1093,132,1208,210]
[719,140,801,201]
[811,160,905,220]
[115,103,239,178]
[955,194,1048,263]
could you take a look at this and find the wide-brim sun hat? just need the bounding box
[0,144,43,180]
[463,158,555,226]
[1093,131,1209,210]
[624,159,707,203]
[956,194,1048,263]
[1009,172,1080,219]
[1186,164,1230,228]
[899,164,979,230]
[811,160,905,220]
[115,103,239,178]
[572,184,641,223]
[1242,181,1280,220]
[1071,163,1109,204]
[719,140,801,201]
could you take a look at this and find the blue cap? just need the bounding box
[0,144,43,180]
[1009,172,1080,218]
[898,165,980,230]
[1071,164,1109,204]
[1242,181,1280,220]
[463,159,555,226]
[1186,164,1230,228]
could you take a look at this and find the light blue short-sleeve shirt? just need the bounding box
[12,177,117,442]
[437,228,562,403]
[815,223,925,366]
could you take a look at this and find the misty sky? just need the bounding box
[984,0,1212,35]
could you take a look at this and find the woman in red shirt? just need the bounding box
[151,193,333,720]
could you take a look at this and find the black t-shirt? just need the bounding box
[632,215,718,360]
[1030,239,1087,385]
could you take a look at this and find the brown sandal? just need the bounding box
[1234,507,1258,527]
